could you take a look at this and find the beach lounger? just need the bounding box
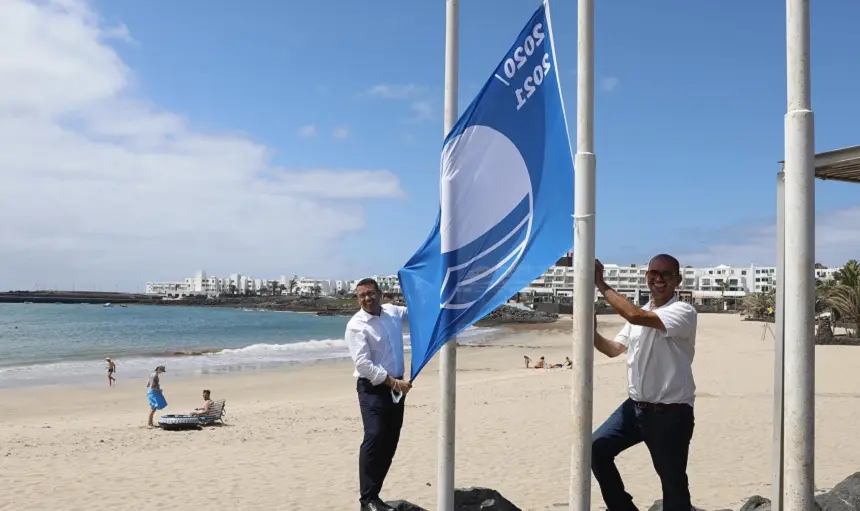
[158,399,227,430]
[197,399,226,425]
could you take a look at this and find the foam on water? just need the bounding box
[0,303,499,388]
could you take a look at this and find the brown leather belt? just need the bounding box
[633,400,688,412]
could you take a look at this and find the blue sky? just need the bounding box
[2,0,859,290]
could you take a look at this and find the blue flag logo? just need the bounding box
[398,0,574,381]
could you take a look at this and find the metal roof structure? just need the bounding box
[779,145,860,183]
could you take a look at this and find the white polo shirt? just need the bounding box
[345,303,407,385]
[614,297,697,406]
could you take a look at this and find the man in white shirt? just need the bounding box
[592,254,698,511]
[346,277,412,511]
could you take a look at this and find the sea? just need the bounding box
[0,303,498,389]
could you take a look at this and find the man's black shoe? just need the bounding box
[360,498,395,511]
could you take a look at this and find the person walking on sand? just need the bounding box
[146,365,168,427]
[591,255,698,511]
[105,357,116,386]
[346,277,412,511]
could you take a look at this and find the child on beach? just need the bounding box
[146,365,167,427]
[105,358,116,386]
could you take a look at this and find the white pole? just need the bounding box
[438,1,459,510]
[783,0,815,509]
[570,0,595,507]
[772,171,785,511]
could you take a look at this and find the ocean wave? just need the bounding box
[0,325,502,388]
[216,338,348,355]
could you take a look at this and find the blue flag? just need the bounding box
[398,0,574,381]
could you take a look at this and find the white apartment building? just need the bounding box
[334,279,355,295]
[145,282,187,297]
[522,259,842,305]
[183,270,223,296]
[294,277,332,296]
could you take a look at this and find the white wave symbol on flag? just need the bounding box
[439,125,534,310]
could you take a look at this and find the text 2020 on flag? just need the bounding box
[398,0,574,381]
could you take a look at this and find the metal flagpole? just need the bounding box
[772,171,785,511]
[570,0,596,507]
[783,0,815,509]
[439,1,459,510]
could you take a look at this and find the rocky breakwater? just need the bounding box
[150,295,358,315]
[475,305,558,327]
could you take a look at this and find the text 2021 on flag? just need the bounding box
[398,0,574,381]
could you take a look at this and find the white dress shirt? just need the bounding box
[346,303,407,385]
[614,297,698,406]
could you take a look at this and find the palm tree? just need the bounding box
[269,280,282,296]
[718,279,730,310]
[823,260,860,337]
[312,285,322,298]
[742,291,775,320]
[833,260,860,288]
[816,278,836,313]
[288,276,298,296]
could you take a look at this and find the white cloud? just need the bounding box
[407,101,435,123]
[363,83,427,100]
[362,84,434,123]
[673,206,860,268]
[297,124,317,138]
[600,76,619,92]
[0,0,405,290]
[332,125,349,139]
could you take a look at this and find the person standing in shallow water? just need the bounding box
[146,365,168,427]
[346,277,412,511]
[591,254,698,511]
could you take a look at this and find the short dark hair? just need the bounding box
[355,278,381,293]
[203,389,210,394]
[649,254,681,273]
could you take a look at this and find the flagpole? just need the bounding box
[570,0,596,508]
[772,171,785,511]
[783,0,815,509]
[439,1,459,510]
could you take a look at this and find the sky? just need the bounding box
[1,0,859,292]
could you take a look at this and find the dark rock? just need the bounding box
[648,499,713,511]
[816,472,860,510]
[455,487,521,510]
[738,494,827,511]
[476,305,558,326]
[388,500,427,511]
[739,495,772,511]
[387,487,520,511]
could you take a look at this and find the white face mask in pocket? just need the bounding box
[391,388,403,404]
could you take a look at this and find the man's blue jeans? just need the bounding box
[592,398,695,511]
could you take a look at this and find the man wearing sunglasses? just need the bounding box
[591,254,698,511]
[347,277,411,511]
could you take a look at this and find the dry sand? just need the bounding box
[1,313,858,511]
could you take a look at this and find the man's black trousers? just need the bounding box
[357,377,405,504]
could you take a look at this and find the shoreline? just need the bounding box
[0,320,521,390]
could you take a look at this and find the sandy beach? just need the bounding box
[1,313,858,511]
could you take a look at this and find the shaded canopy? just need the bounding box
[780,145,860,184]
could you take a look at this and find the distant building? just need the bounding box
[183,270,222,296]
[520,261,842,306]
[144,282,186,297]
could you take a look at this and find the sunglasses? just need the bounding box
[646,270,680,279]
